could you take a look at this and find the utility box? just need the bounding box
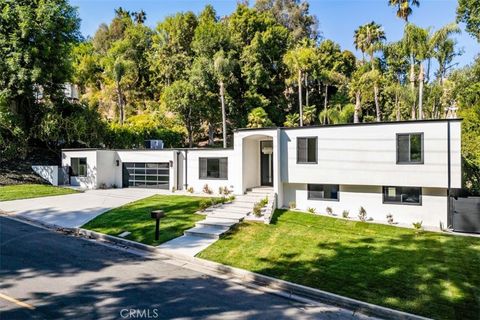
[145,139,164,150]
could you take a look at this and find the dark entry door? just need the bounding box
[452,197,480,234]
[260,141,273,186]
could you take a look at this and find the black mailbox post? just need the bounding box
[151,210,165,241]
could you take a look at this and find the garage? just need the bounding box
[122,162,169,189]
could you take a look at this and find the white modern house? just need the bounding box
[61,119,461,229]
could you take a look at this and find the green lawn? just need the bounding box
[0,184,78,201]
[83,195,209,246]
[198,210,480,319]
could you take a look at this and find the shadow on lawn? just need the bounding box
[221,210,480,320]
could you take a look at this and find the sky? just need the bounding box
[71,0,479,68]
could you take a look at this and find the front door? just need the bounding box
[260,141,273,186]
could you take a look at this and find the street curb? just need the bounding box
[74,228,159,253]
[0,214,429,320]
[155,249,429,320]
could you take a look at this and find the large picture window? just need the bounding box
[383,186,422,205]
[71,157,87,177]
[297,137,317,164]
[397,133,423,164]
[307,184,339,201]
[199,157,228,180]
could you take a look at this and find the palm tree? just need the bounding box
[113,59,126,125]
[132,10,147,24]
[402,23,428,119]
[354,22,386,121]
[283,46,316,127]
[388,0,420,23]
[284,113,300,127]
[213,50,235,148]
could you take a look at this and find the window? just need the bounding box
[71,157,87,177]
[199,157,228,180]
[397,133,423,164]
[307,184,339,201]
[297,137,317,163]
[383,186,422,205]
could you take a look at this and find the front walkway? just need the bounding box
[158,187,275,256]
[0,188,160,228]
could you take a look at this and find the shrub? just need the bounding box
[342,210,349,218]
[199,200,209,211]
[412,221,423,232]
[307,207,316,214]
[227,195,236,202]
[187,186,194,193]
[203,184,213,194]
[111,184,118,189]
[386,214,394,224]
[209,198,218,206]
[358,206,367,222]
[288,201,296,209]
[219,197,227,204]
[259,196,269,207]
[326,207,333,215]
[218,186,231,195]
[171,186,176,193]
[98,182,107,189]
[252,202,263,217]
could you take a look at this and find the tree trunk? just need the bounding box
[395,90,400,121]
[323,84,328,124]
[208,123,214,146]
[298,69,303,127]
[418,63,424,120]
[116,81,124,125]
[305,72,309,107]
[354,91,361,123]
[374,84,381,122]
[219,81,227,148]
[409,59,416,120]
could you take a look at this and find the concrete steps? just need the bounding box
[183,186,273,240]
[184,225,229,239]
[196,217,238,228]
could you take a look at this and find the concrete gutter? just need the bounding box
[1,213,430,320]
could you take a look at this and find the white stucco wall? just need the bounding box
[185,149,237,194]
[282,183,448,228]
[62,150,97,189]
[31,165,59,186]
[279,120,461,189]
[96,150,117,188]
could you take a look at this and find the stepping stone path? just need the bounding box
[158,187,274,256]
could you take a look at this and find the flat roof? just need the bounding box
[235,118,462,132]
[61,147,235,152]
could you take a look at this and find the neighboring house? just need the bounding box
[62,119,462,229]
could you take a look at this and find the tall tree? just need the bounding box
[402,23,428,119]
[255,0,319,42]
[456,0,480,42]
[388,0,420,22]
[354,22,386,121]
[0,0,81,158]
[213,50,236,148]
[283,45,316,126]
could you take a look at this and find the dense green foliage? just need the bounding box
[83,195,210,245]
[199,210,480,319]
[0,0,479,192]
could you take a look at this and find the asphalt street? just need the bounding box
[0,216,368,320]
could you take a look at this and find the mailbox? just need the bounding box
[151,210,165,241]
[151,210,165,219]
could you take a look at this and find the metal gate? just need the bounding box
[122,162,169,189]
[451,196,480,234]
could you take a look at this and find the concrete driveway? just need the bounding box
[0,188,161,228]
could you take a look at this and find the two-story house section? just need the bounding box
[62,119,461,229]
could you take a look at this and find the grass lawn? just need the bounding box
[0,184,78,201]
[83,195,209,246]
[198,210,480,319]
